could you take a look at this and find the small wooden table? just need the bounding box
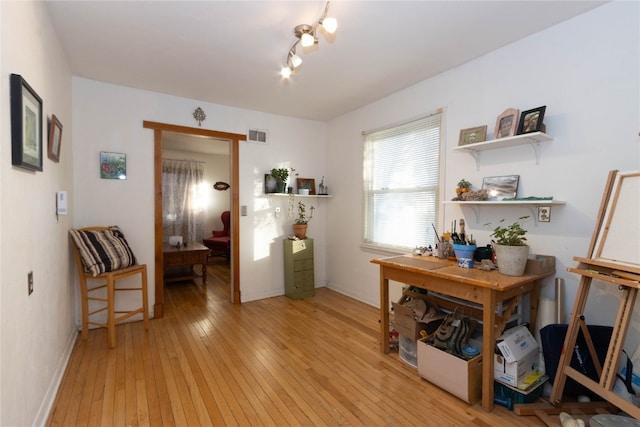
[163,242,209,285]
[371,255,553,412]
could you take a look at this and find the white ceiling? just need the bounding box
[45,1,606,124]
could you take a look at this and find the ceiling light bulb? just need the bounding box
[280,66,292,79]
[290,54,303,68]
[322,17,337,34]
[300,32,315,47]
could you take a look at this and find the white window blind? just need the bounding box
[363,112,442,251]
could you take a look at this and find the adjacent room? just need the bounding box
[1,1,639,426]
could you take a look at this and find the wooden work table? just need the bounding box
[371,255,554,411]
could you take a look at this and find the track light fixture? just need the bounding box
[280,1,337,79]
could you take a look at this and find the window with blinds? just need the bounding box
[362,112,442,251]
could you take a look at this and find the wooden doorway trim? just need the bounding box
[143,121,245,317]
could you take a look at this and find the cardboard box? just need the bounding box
[494,325,539,387]
[525,255,555,275]
[417,338,482,404]
[392,302,440,340]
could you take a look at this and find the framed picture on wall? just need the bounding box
[100,152,127,179]
[10,73,43,171]
[48,114,63,162]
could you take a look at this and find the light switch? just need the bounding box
[241,205,247,216]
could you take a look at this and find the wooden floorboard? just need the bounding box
[47,256,546,426]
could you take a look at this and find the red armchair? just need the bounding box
[203,211,230,260]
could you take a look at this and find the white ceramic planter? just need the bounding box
[494,244,529,276]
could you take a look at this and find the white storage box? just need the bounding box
[494,325,539,387]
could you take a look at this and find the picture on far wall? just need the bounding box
[494,108,520,139]
[517,106,547,135]
[10,73,43,171]
[48,114,63,162]
[100,152,127,180]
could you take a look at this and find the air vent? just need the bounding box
[247,129,268,144]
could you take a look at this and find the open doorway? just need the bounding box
[143,121,245,318]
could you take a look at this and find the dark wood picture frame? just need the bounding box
[264,174,278,193]
[10,73,43,171]
[517,106,546,135]
[48,114,63,162]
[494,108,519,139]
[458,125,487,146]
[296,178,316,195]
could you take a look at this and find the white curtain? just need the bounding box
[162,159,205,243]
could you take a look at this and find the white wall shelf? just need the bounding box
[267,193,333,198]
[452,132,553,169]
[444,200,566,225]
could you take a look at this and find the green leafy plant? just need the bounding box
[486,216,529,246]
[270,168,289,183]
[289,196,314,224]
[457,178,472,189]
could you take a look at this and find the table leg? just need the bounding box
[380,267,390,353]
[482,289,497,411]
[202,261,207,285]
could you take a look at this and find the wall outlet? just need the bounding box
[28,271,33,295]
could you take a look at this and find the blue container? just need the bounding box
[453,244,476,260]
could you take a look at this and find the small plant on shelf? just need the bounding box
[270,168,289,183]
[486,216,529,246]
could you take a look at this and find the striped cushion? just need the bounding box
[70,227,137,276]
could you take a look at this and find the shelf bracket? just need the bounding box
[469,150,481,171]
[529,142,542,165]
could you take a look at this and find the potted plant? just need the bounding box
[289,196,314,239]
[487,216,530,276]
[270,168,289,193]
[456,178,472,197]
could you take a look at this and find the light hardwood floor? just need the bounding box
[47,256,545,426]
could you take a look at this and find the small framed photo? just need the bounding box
[48,114,63,162]
[100,152,127,180]
[494,108,520,139]
[10,73,43,171]
[264,174,278,193]
[517,106,546,135]
[296,178,316,195]
[482,175,520,200]
[458,125,487,146]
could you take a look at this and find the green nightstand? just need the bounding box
[283,238,314,299]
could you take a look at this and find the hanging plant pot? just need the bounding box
[494,244,529,276]
[292,223,308,239]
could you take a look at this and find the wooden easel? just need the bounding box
[515,170,640,420]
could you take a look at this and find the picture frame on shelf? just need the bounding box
[296,178,316,195]
[458,125,488,146]
[517,106,546,135]
[10,73,43,171]
[264,174,278,193]
[494,108,520,139]
[48,114,63,162]
[100,151,127,180]
[482,175,520,200]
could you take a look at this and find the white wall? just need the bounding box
[326,2,640,349]
[0,2,75,425]
[72,79,328,304]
